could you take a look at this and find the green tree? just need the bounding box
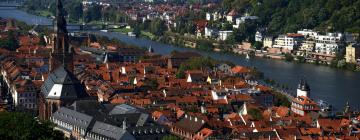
[274,92,291,107]
[0,31,20,51]
[176,57,218,79]
[0,112,65,140]
[66,0,83,22]
[162,135,181,140]
[248,108,263,120]
[284,53,294,62]
[143,79,159,90]
[197,40,214,51]
[84,4,102,23]
[38,33,47,46]
[150,19,166,36]
[133,26,141,37]
[252,42,263,50]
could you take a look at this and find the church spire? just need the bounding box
[50,0,73,73]
[55,0,68,35]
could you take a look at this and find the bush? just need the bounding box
[284,53,294,62]
[252,41,263,50]
[296,56,306,63]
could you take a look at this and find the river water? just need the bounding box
[1,7,359,110]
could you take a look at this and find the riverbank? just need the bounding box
[16,6,359,72]
[1,8,360,109]
[112,26,360,72]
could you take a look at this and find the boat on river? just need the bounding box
[246,53,250,60]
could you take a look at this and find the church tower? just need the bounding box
[39,0,88,120]
[50,0,73,73]
[296,79,310,98]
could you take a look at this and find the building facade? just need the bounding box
[315,33,342,55]
[345,44,360,64]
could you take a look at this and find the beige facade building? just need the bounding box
[345,44,360,63]
[263,37,274,48]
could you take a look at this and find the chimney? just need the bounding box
[122,118,127,130]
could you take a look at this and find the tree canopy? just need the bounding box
[0,31,20,51]
[222,0,360,34]
[0,112,65,140]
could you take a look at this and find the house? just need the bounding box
[211,89,228,101]
[216,63,232,73]
[299,39,315,53]
[273,34,304,51]
[206,13,212,21]
[263,36,274,48]
[218,31,233,41]
[204,27,218,38]
[297,29,318,38]
[226,10,237,23]
[212,11,222,21]
[252,92,274,107]
[291,95,320,116]
[315,32,342,55]
[171,114,210,139]
[255,31,263,42]
[11,79,38,110]
[231,65,250,76]
[235,13,259,25]
[291,79,319,116]
[118,47,145,63]
[152,111,170,125]
[186,72,206,83]
[345,43,360,64]
[194,20,208,36]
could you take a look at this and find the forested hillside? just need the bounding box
[222,0,360,34]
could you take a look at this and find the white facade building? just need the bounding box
[255,31,263,42]
[297,29,318,38]
[314,33,342,55]
[218,31,233,41]
[273,34,304,51]
[206,13,211,21]
[205,27,218,38]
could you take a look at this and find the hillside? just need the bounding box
[222,0,360,34]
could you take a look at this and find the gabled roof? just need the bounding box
[41,66,88,99]
[52,107,93,129]
[109,104,141,115]
[90,121,135,140]
[173,114,205,133]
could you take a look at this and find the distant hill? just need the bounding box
[222,0,360,34]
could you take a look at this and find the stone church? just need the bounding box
[38,0,90,120]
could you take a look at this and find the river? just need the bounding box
[1,7,359,110]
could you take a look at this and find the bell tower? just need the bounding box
[50,0,73,73]
[296,79,310,98]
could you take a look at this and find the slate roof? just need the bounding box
[41,66,88,99]
[90,121,135,140]
[52,101,165,140]
[52,107,93,129]
[109,104,141,115]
